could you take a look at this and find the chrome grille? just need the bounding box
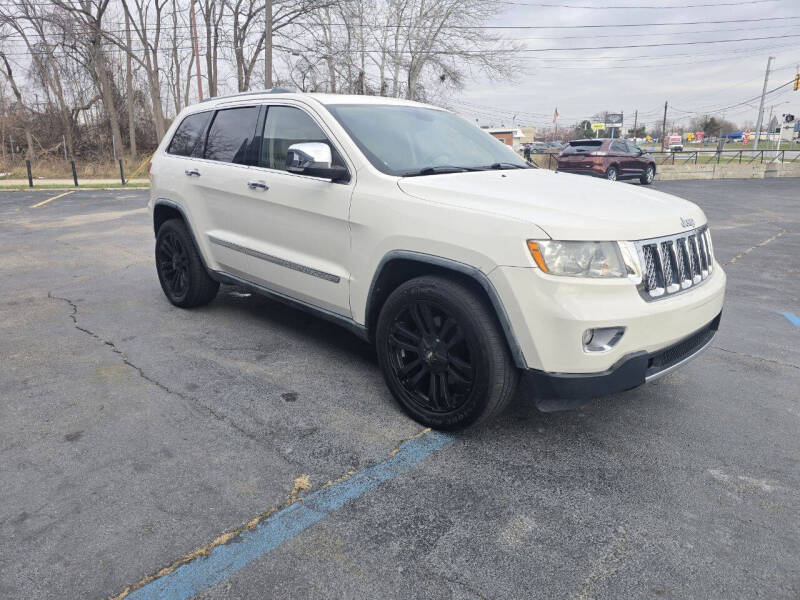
[635,226,714,300]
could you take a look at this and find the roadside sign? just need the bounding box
[591,123,604,131]
[605,113,623,128]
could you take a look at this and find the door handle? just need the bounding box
[247,180,268,191]
[184,169,201,177]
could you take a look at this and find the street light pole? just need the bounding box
[661,101,668,149]
[753,55,774,151]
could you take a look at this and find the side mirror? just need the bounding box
[286,142,350,182]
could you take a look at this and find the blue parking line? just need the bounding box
[126,431,454,600]
[780,312,800,327]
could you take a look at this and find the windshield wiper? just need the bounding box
[400,166,480,177]
[484,162,528,170]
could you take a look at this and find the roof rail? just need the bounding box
[199,87,296,103]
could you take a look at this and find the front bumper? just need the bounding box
[524,312,720,400]
[489,261,726,373]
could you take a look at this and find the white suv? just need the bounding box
[148,90,725,429]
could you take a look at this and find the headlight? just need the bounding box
[527,240,627,278]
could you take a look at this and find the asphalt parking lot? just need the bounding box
[1,178,799,600]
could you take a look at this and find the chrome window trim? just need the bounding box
[633,225,714,301]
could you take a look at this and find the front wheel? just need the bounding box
[375,275,519,430]
[605,166,618,181]
[640,165,655,185]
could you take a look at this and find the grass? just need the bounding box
[0,182,150,191]
[0,153,154,180]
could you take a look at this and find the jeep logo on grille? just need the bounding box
[680,217,695,228]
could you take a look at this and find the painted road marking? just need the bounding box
[30,190,75,208]
[781,312,800,327]
[123,430,454,600]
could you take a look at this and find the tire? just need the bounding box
[375,275,519,430]
[155,218,219,308]
[605,166,618,181]
[640,164,655,185]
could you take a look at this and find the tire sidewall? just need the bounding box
[155,220,205,306]
[641,165,654,184]
[376,279,495,430]
[606,166,617,181]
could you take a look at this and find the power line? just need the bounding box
[503,0,780,7]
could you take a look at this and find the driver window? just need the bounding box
[260,106,343,171]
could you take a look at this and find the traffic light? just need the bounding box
[795,74,800,91]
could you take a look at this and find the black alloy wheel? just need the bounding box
[156,230,190,300]
[155,218,219,307]
[386,300,475,415]
[376,275,518,430]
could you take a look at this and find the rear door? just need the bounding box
[217,103,354,317]
[177,105,262,268]
[610,140,633,176]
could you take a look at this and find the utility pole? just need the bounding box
[661,101,668,149]
[189,0,203,100]
[632,109,638,141]
[265,0,273,89]
[753,55,774,151]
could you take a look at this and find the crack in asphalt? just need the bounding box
[711,345,800,371]
[46,291,275,448]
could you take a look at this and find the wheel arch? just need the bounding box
[365,251,527,369]
[152,198,211,272]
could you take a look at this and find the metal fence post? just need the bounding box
[25,160,33,187]
[118,159,126,185]
[71,160,78,187]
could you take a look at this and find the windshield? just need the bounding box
[326,104,529,176]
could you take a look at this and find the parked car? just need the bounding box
[148,91,724,430]
[556,138,656,184]
[529,142,550,153]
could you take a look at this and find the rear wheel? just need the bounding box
[155,219,219,308]
[605,166,618,181]
[376,275,518,430]
[640,164,655,185]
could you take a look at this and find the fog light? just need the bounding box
[582,327,625,352]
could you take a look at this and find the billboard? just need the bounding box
[605,113,623,128]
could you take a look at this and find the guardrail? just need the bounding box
[528,149,800,170]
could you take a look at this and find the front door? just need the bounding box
[216,103,354,317]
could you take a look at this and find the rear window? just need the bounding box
[204,106,260,164]
[563,140,602,154]
[167,111,212,156]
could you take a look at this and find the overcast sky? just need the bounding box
[450,0,800,131]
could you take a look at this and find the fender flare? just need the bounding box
[365,250,528,369]
[152,198,212,273]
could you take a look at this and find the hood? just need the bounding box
[397,168,706,241]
